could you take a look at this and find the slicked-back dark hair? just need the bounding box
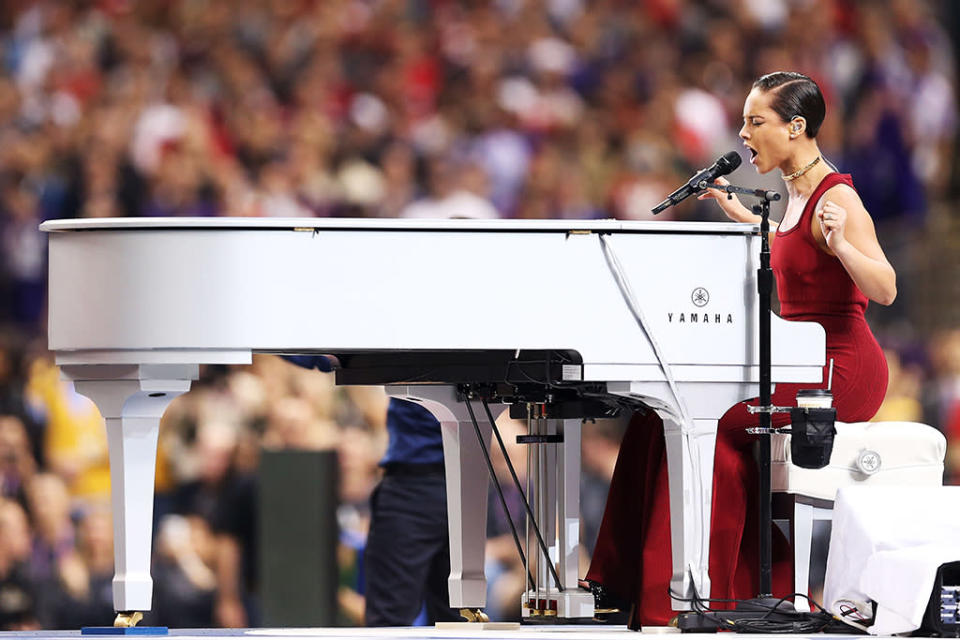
[752,72,825,138]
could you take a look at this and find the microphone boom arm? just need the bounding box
[698,181,781,202]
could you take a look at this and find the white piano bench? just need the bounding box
[771,421,946,611]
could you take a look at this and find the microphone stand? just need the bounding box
[746,185,778,599]
[676,181,809,632]
[709,182,780,596]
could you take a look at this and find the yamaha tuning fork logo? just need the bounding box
[691,287,710,307]
[667,286,735,325]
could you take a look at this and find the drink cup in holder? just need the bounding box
[790,389,837,469]
[796,389,833,409]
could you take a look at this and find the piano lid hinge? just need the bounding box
[567,229,614,238]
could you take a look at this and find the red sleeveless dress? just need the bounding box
[586,173,888,627]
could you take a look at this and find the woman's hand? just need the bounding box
[817,200,848,251]
[696,177,754,222]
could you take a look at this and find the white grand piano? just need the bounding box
[41,217,825,625]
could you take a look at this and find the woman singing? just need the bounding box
[585,71,896,628]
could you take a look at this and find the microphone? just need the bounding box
[651,151,742,214]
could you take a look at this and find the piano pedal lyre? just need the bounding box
[114,611,143,628]
[461,389,588,622]
[518,402,571,621]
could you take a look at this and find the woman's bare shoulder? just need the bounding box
[817,182,866,217]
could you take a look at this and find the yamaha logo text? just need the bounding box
[668,288,735,325]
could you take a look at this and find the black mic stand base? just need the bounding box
[675,599,806,633]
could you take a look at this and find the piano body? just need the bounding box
[41,217,825,623]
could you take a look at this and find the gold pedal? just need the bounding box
[114,611,143,628]
[459,608,489,623]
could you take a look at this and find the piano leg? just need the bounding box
[62,364,195,624]
[385,385,502,619]
[661,415,718,611]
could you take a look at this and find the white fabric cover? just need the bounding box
[772,421,945,501]
[823,486,960,635]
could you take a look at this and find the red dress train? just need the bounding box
[587,173,889,627]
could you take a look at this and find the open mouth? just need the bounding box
[747,146,758,164]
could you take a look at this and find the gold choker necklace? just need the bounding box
[782,156,821,181]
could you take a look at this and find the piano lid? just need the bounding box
[40,217,760,235]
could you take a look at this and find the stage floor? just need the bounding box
[0,625,924,640]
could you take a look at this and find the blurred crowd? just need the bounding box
[0,0,958,630]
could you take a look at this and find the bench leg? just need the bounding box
[793,500,814,612]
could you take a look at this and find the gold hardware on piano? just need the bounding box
[459,608,490,623]
[114,611,143,627]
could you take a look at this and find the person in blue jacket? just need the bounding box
[284,355,459,626]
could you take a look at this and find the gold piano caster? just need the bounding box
[114,611,143,628]
[459,608,490,623]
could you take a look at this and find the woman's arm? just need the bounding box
[698,177,778,243]
[811,184,897,305]
[698,177,778,226]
